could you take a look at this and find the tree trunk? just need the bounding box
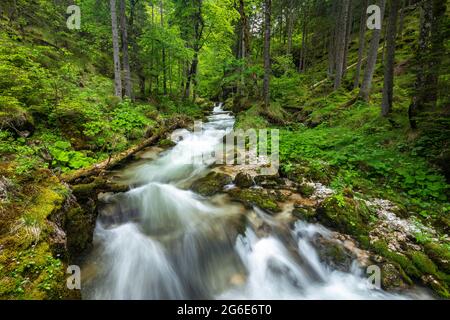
[409,0,446,128]
[110,0,122,98]
[184,0,204,101]
[263,0,272,110]
[342,0,353,78]
[354,0,369,89]
[328,1,339,77]
[381,0,400,116]
[119,0,132,99]
[334,0,350,89]
[398,0,406,39]
[359,0,386,101]
[160,0,167,95]
[286,0,294,55]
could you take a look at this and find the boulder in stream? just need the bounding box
[191,171,233,197]
[234,172,254,188]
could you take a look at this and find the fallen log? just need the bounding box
[62,115,190,184]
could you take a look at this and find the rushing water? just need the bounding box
[81,103,430,300]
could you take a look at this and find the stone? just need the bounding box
[234,172,254,188]
[191,172,233,197]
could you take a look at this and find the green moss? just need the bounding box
[0,178,77,299]
[424,242,450,274]
[292,207,317,221]
[191,172,233,197]
[408,250,440,276]
[228,188,281,213]
[157,138,176,148]
[316,195,374,237]
[297,184,315,197]
[65,207,94,256]
[371,241,421,279]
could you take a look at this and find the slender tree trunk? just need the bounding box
[381,0,400,116]
[342,0,353,78]
[354,0,369,89]
[119,0,132,99]
[160,0,167,95]
[334,0,350,89]
[398,0,406,39]
[263,0,272,110]
[299,2,309,73]
[149,3,155,95]
[359,0,386,101]
[328,1,339,77]
[110,0,122,98]
[409,0,445,128]
[286,0,294,55]
[184,0,203,101]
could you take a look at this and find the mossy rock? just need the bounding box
[65,206,96,256]
[227,188,281,214]
[0,104,35,136]
[254,175,285,189]
[380,263,411,291]
[371,240,421,279]
[297,183,315,197]
[424,242,450,274]
[407,250,440,276]
[280,162,334,185]
[292,207,317,222]
[234,172,254,188]
[157,138,176,148]
[314,238,355,272]
[191,172,232,197]
[316,195,374,237]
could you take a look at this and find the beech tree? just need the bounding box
[119,0,133,99]
[263,0,272,110]
[110,0,123,98]
[359,0,385,101]
[381,0,400,116]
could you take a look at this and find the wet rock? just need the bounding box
[421,275,450,298]
[313,236,356,272]
[380,263,411,291]
[254,174,285,189]
[227,188,281,214]
[65,206,96,255]
[424,242,450,274]
[315,195,374,239]
[157,138,176,148]
[297,183,315,197]
[191,172,233,197]
[234,172,254,188]
[292,206,317,222]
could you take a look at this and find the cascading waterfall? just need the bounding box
[81,102,430,300]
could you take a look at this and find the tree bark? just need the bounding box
[342,0,353,78]
[184,0,204,101]
[381,0,400,116]
[263,0,272,110]
[334,0,350,89]
[397,0,406,39]
[354,0,369,89]
[160,0,167,95]
[359,0,386,101]
[110,0,122,98]
[286,0,294,55]
[409,0,446,128]
[119,0,133,99]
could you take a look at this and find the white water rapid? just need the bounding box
[81,103,430,300]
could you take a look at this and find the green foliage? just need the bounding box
[48,141,95,171]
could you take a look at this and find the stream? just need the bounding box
[81,103,430,300]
